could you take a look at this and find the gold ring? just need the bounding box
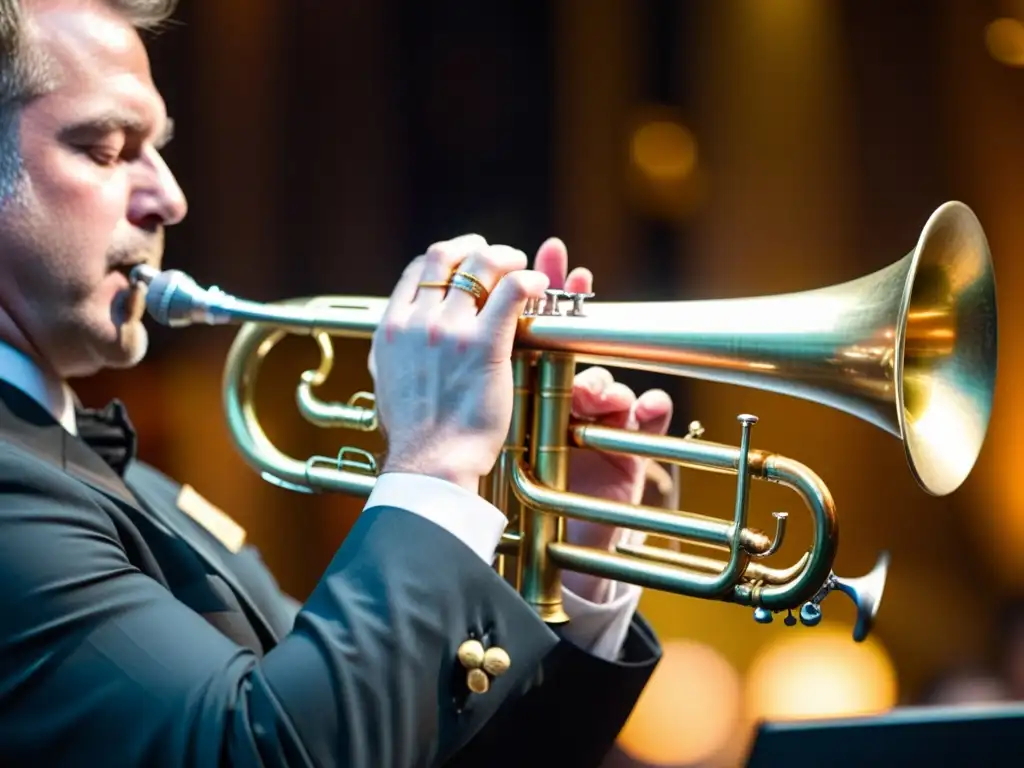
[450,271,490,303]
[417,280,450,289]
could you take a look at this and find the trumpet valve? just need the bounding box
[685,420,705,439]
[730,414,760,541]
[523,288,595,317]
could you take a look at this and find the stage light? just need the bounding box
[630,120,698,183]
[745,624,898,722]
[985,18,1024,67]
[617,639,741,766]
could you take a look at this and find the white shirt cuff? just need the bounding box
[559,581,642,662]
[364,472,640,661]
[365,472,507,563]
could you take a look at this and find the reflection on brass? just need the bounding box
[131,201,997,643]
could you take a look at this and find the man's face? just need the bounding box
[0,0,187,379]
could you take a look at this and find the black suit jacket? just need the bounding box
[0,380,660,767]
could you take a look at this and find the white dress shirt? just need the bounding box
[0,340,641,661]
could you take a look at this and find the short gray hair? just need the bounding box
[0,0,179,197]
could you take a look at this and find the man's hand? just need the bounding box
[533,237,674,603]
[370,235,550,492]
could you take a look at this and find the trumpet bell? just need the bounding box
[896,201,997,497]
[515,200,997,497]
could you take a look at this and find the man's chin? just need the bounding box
[104,348,148,371]
[109,322,150,369]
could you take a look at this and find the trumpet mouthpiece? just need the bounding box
[129,264,159,287]
[133,267,221,328]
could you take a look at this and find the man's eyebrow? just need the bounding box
[58,111,176,149]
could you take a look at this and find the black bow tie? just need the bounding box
[75,399,138,476]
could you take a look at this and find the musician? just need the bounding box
[0,1,671,765]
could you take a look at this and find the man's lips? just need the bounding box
[109,261,150,280]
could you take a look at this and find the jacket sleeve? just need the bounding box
[443,614,661,768]
[0,454,563,768]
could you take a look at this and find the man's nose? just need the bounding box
[128,150,188,229]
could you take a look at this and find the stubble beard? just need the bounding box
[58,242,160,379]
[98,226,165,372]
[0,158,161,378]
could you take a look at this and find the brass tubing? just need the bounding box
[511,462,742,600]
[547,541,824,609]
[296,386,377,430]
[497,354,533,527]
[293,331,379,431]
[485,354,533,587]
[510,461,746,548]
[572,423,771,476]
[616,543,811,586]
[511,444,838,609]
[569,422,840,602]
[547,543,745,598]
[224,323,377,497]
[520,354,574,624]
[497,532,522,556]
[737,455,838,609]
[225,294,386,337]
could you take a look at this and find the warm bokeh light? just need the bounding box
[984,18,1024,66]
[617,640,742,766]
[630,120,698,182]
[977,384,1024,587]
[745,624,898,721]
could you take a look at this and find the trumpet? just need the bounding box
[131,200,997,643]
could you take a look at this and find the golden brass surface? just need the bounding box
[131,201,997,642]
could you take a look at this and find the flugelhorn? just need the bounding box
[131,200,997,643]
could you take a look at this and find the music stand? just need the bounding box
[745,703,1023,767]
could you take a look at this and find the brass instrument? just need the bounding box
[131,200,997,643]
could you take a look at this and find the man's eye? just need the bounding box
[74,143,120,166]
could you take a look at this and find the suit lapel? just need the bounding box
[120,466,280,647]
[62,427,143,506]
[0,380,280,647]
[0,381,140,507]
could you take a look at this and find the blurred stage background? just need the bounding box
[72,1,1024,765]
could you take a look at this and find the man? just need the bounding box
[0,1,672,766]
